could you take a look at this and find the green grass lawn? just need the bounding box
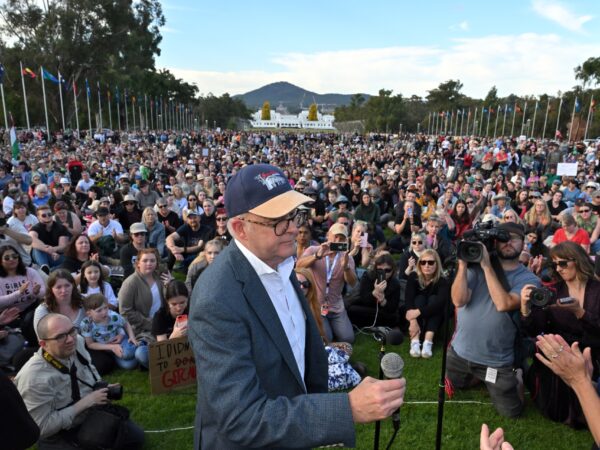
[102,332,594,450]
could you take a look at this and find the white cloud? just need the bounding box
[450,21,469,31]
[164,33,597,99]
[531,0,593,32]
[160,26,180,34]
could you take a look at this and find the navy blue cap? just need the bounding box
[225,164,312,219]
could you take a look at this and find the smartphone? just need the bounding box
[359,232,369,248]
[557,297,575,305]
[329,242,348,252]
[407,206,413,216]
[376,269,386,283]
[175,314,188,329]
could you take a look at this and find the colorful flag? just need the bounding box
[515,104,522,113]
[85,79,91,98]
[0,63,4,83]
[22,67,36,79]
[592,99,597,113]
[575,97,582,113]
[9,115,19,160]
[41,68,59,84]
[490,107,495,114]
[483,108,488,113]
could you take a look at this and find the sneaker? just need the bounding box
[421,340,433,358]
[410,340,421,358]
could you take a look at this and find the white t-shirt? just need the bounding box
[149,282,161,318]
[81,282,118,308]
[76,178,95,192]
[88,219,124,237]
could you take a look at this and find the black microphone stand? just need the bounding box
[434,286,452,450]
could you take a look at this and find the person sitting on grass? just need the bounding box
[152,280,189,342]
[78,260,118,310]
[80,294,140,370]
[185,239,224,292]
[405,249,450,359]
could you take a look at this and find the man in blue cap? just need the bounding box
[189,164,406,449]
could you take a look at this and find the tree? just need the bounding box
[575,57,600,87]
[261,101,271,120]
[426,79,464,111]
[484,86,499,106]
[307,103,318,121]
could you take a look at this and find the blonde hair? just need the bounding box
[524,200,552,227]
[416,249,442,289]
[190,239,224,266]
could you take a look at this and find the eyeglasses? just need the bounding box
[39,213,52,218]
[466,201,474,205]
[299,280,311,289]
[338,221,350,226]
[158,204,168,208]
[551,260,574,269]
[579,209,590,213]
[412,240,423,245]
[188,198,197,202]
[216,217,228,222]
[43,326,78,343]
[239,209,308,236]
[2,254,19,261]
[377,267,393,273]
[419,260,436,266]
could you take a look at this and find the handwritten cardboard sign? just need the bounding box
[148,336,197,394]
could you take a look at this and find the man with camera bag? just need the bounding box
[448,222,540,417]
[15,313,144,449]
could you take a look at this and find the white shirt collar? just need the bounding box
[235,239,295,281]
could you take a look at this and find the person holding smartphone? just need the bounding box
[297,223,357,343]
[520,241,600,428]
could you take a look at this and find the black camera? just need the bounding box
[456,222,511,263]
[93,381,123,400]
[529,287,554,308]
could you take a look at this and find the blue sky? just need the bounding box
[157,0,599,98]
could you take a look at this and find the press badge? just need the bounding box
[485,367,498,384]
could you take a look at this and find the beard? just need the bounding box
[497,242,522,260]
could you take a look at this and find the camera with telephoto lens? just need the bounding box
[528,287,558,308]
[93,381,123,400]
[456,222,511,263]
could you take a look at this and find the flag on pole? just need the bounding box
[85,79,91,98]
[0,63,4,83]
[516,104,522,114]
[22,67,36,79]
[9,115,19,159]
[575,97,582,113]
[592,99,597,113]
[41,67,60,84]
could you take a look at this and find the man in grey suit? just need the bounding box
[189,164,406,449]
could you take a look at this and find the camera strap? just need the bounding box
[42,349,99,403]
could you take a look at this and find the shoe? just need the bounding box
[410,340,421,358]
[421,340,433,358]
[40,264,50,275]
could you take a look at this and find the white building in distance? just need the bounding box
[250,109,335,129]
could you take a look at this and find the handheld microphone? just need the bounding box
[365,326,404,345]
[380,352,404,431]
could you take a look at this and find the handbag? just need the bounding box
[77,403,130,450]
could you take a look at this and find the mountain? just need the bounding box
[234,81,370,114]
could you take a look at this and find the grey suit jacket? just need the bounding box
[189,241,355,449]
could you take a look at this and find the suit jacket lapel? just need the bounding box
[229,242,306,391]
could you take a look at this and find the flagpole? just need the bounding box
[466,109,471,136]
[97,82,103,130]
[107,88,113,130]
[72,80,80,134]
[584,95,594,140]
[478,107,484,136]
[520,102,528,136]
[124,90,129,132]
[19,62,31,130]
[555,95,563,139]
[449,110,454,135]
[57,71,66,131]
[132,96,136,130]
[542,100,550,141]
[510,103,517,137]
[144,95,148,131]
[85,79,92,137]
[502,104,508,136]
[531,100,538,138]
[568,98,577,141]
[0,81,8,131]
[459,111,464,136]
[486,107,491,137]
[139,105,143,130]
[116,87,121,131]
[493,105,500,137]
[40,68,51,142]
[150,98,154,130]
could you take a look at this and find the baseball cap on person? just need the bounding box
[130,222,147,234]
[497,222,525,239]
[225,164,312,219]
[328,223,349,238]
[59,177,70,184]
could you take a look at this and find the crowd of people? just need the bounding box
[0,127,599,448]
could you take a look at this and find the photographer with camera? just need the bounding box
[448,222,540,417]
[15,313,144,449]
[298,222,357,343]
[520,241,600,428]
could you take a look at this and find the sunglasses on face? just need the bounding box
[551,260,574,269]
[158,204,167,208]
[2,254,19,261]
[419,260,436,266]
[412,240,423,245]
[299,280,311,289]
[39,213,52,218]
[466,201,474,205]
[132,232,146,237]
[579,209,590,213]
[377,267,393,273]
[216,217,228,221]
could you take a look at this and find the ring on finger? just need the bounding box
[551,353,559,359]
[558,345,564,352]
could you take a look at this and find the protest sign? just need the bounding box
[556,163,577,176]
[148,336,196,394]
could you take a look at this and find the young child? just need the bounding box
[79,260,118,310]
[80,293,140,370]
